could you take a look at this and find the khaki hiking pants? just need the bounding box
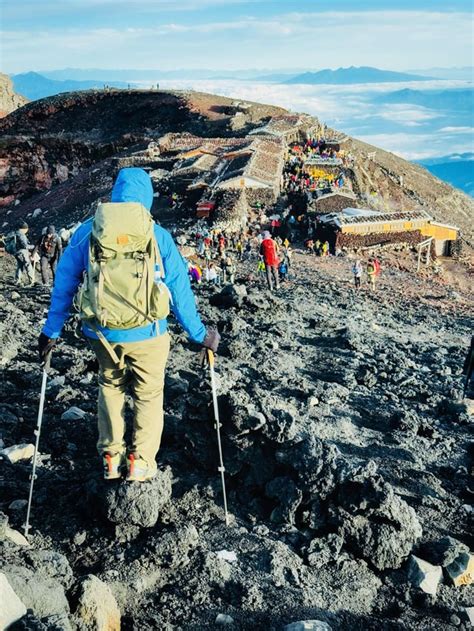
[89,333,170,468]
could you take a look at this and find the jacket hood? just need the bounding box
[111,168,154,211]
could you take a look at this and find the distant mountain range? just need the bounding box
[285,66,433,85]
[12,72,128,100]
[38,67,305,82]
[417,153,474,197]
[28,66,440,85]
[379,88,474,111]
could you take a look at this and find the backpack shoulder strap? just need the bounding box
[152,234,165,279]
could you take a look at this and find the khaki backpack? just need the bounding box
[78,202,170,343]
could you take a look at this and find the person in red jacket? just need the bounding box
[260,230,280,291]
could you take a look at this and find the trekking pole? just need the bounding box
[24,352,51,539]
[207,349,230,526]
[464,353,473,398]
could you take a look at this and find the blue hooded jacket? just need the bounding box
[42,168,206,344]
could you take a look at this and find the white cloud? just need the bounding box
[378,104,441,123]
[350,132,474,160]
[1,9,473,72]
[439,126,474,133]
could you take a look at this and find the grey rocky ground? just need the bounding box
[0,249,473,630]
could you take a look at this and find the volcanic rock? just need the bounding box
[0,443,35,463]
[307,534,344,569]
[210,284,247,308]
[5,526,30,547]
[445,552,474,586]
[407,555,442,595]
[0,88,472,631]
[336,470,422,570]
[91,467,173,528]
[147,524,199,569]
[26,550,74,589]
[9,499,28,511]
[3,564,69,622]
[266,476,303,525]
[284,622,332,631]
[61,406,87,421]
[0,572,27,629]
[418,536,470,567]
[465,607,474,625]
[71,574,120,631]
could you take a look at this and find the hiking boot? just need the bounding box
[126,453,157,482]
[102,452,125,480]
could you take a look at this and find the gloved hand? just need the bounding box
[38,332,56,364]
[202,327,220,354]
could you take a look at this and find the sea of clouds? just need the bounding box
[133,78,473,161]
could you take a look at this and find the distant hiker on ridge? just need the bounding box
[38,168,220,482]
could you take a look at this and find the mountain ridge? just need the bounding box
[285,66,434,85]
[12,71,129,101]
[416,154,474,197]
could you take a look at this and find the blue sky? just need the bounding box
[1,0,473,73]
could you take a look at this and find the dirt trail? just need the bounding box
[0,244,473,630]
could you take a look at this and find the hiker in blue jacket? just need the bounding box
[38,168,220,482]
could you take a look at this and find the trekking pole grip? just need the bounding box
[43,352,52,373]
[207,349,215,368]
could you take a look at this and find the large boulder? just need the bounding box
[72,575,120,631]
[26,549,74,589]
[90,467,173,528]
[210,284,247,309]
[408,555,442,595]
[3,564,69,621]
[0,572,27,629]
[336,470,422,570]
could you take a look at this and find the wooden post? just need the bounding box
[416,238,433,273]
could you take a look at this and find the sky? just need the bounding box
[1,0,473,73]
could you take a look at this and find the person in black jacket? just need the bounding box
[34,225,62,285]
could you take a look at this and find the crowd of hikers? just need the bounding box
[183,219,381,294]
[283,137,350,198]
[187,227,293,291]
